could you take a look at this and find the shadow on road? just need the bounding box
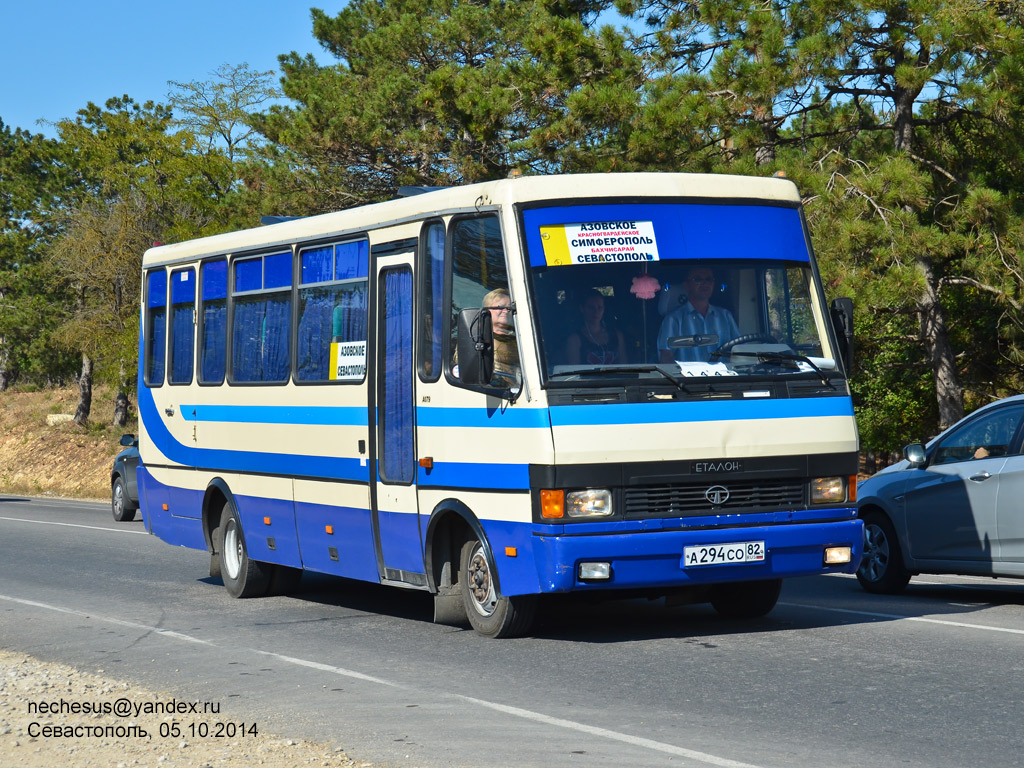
[198,569,1024,643]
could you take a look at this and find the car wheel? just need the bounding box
[219,503,271,598]
[459,538,536,638]
[111,476,136,522]
[857,512,911,594]
[710,578,782,619]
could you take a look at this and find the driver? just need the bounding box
[658,265,740,364]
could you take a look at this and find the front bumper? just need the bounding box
[528,517,863,594]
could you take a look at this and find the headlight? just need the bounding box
[566,489,613,518]
[810,476,846,503]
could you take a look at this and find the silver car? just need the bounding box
[857,394,1024,593]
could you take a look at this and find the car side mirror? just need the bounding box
[120,433,137,447]
[456,307,494,386]
[904,443,926,468]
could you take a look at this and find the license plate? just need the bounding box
[683,541,765,567]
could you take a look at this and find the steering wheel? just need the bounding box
[713,333,777,356]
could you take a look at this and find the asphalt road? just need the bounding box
[2,494,1024,768]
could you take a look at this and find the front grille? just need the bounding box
[624,480,805,518]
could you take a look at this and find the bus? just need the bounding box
[136,172,862,637]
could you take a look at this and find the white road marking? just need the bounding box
[0,595,210,645]
[452,694,762,767]
[0,593,764,768]
[0,516,148,535]
[781,601,1024,636]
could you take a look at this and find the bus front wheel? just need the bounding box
[220,504,271,598]
[459,539,536,638]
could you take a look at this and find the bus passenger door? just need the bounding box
[371,256,426,585]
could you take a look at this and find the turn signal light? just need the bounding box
[540,489,564,519]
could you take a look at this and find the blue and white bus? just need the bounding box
[136,172,862,637]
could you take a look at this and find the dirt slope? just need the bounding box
[0,386,129,501]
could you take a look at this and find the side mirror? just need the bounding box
[830,297,854,372]
[904,443,927,468]
[456,308,494,386]
[120,434,137,447]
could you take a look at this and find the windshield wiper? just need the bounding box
[549,365,691,393]
[724,351,836,390]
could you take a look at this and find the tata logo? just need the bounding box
[705,485,731,505]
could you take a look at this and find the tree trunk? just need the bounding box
[752,93,777,167]
[893,86,916,153]
[114,389,130,427]
[916,255,963,430]
[113,360,131,427]
[888,38,961,429]
[0,339,11,392]
[74,353,94,425]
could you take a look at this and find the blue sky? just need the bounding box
[1,0,349,136]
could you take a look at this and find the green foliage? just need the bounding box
[6,0,1024,452]
[169,62,282,163]
[0,121,79,387]
[43,97,243,402]
[253,0,639,207]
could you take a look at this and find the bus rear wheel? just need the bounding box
[459,539,536,638]
[710,578,782,619]
[220,504,271,598]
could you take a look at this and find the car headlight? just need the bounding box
[566,489,613,518]
[811,476,846,504]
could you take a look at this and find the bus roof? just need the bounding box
[142,172,801,266]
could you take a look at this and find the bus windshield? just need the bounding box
[520,201,835,383]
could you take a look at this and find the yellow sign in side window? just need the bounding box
[329,340,367,381]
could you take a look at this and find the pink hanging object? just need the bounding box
[630,273,661,300]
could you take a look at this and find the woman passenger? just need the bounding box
[564,289,628,366]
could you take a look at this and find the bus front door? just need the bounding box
[371,257,426,586]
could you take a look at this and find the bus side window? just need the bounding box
[448,215,515,385]
[231,251,292,384]
[296,240,368,383]
[144,269,167,387]
[419,221,445,382]
[169,268,196,385]
[199,259,227,384]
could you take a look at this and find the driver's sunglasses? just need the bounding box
[488,305,513,313]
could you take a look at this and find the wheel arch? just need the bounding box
[201,477,235,554]
[859,502,912,567]
[423,499,498,596]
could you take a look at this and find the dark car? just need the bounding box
[857,395,1024,593]
[111,433,140,522]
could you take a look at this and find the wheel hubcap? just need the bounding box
[467,546,497,617]
[113,486,123,515]
[859,522,890,582]
[223,520,242,579]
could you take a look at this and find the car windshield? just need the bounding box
[519,201,835,383]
